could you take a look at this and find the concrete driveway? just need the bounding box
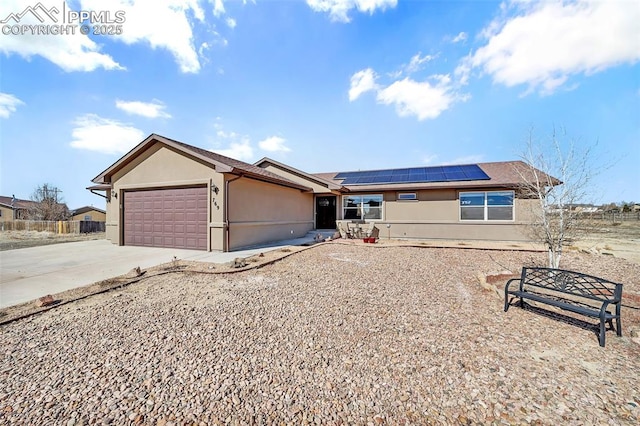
[0,235,320,309]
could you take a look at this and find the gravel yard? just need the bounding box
[1,244,639,425]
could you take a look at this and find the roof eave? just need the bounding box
[92,133,234,184]
[87,184,112,191]
[238,170,313,192]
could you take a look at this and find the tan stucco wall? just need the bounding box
[261,164,332,193]
[384,189,457,221]
[340,189,539,242]
[71,210,106,222]
[227,177,313,250]
[0,205,13,221]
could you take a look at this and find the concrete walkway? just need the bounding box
[0,233,326,309]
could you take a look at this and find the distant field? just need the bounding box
[578,218,640,239]
[0,230,105,251]
[571,219,640,264]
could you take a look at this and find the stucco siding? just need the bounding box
[227,177,313,249]
[385,189,458,221]
[112,144,215,187]
[377,222,530,241]
[71,210,106,222]
[0,205,13,221]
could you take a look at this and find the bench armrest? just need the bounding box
[504,277,521,294]
[599,300,612,318]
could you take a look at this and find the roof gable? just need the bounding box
[92,134,312,192]
[254,157,345,191]
[0,195,36,209]
[71,206,106,215]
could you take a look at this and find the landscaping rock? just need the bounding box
[36,295,55,307]
[2,245,638,424]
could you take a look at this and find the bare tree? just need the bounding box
[28,183,69,221]
[515,128,598,268]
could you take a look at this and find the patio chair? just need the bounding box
[337,222,349,239]
[362,222,375,237]
[346,222,358,239]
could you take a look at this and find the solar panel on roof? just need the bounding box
[444,171,467,180]
[334,164,489,185]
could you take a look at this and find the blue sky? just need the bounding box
[1,0,639,209]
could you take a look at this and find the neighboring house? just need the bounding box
[70,206,106,222]
[89,133,558,252]
[0,195,36,221]
[572,205,599,214]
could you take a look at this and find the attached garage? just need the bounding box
[123,187,208,250]
[90,134,314,252]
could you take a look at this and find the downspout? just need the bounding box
[224,174,243,252]
[90,189,108,199]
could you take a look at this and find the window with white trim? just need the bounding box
[460,191,514,221]
[343,194,382,220]
[398,192,417,200]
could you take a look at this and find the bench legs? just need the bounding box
[505,293,622,348]
[599,318,606,347]
[599,315,622,347]
[504,295,524,312]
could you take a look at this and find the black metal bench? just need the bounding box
[504,267,623,347]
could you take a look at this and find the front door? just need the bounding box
[315,196,337,229]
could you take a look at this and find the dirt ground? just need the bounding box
[571,220,640,264]
[1,219,638,323]
[0,231,106,251]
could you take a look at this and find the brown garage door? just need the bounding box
[124,187,208,250]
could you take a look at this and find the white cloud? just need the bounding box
[351,61,468,120]
[0,93,24,118]
[81,0,205,73]
[70,114,144,154]
[376,75,466,121]
[258,136,290,153]
[468,0,640,95]
[451,32,467,43]
[388,52,437,79]
[306,0,397,23]
[115,99,172,119]
[212,140,253,161]
[348,68,378,101]
[0,1,241,73]
[211,123,254,161]
[212,0,225,17]
[0,0,124,72]
[405,52,434,74]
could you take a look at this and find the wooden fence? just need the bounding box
[0,220,105,234]
[583,212,640,221]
